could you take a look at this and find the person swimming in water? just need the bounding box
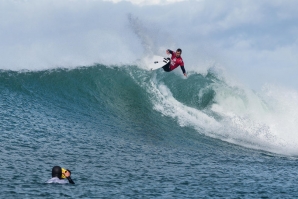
[46,166,75,184]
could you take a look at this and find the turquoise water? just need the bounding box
[1,65,298,198]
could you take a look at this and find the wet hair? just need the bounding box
[176,48,182,53]
[52,166,62,178]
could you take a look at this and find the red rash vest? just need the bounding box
[168,50,186,74]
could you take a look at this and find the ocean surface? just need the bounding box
[1,65,298,198]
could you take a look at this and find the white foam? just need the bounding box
[151,80,221,134]
[134,68,298,156]
[211,82,298,155]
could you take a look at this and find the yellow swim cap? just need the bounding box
[61,168,67,179]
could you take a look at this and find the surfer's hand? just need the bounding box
[64,170,71,177]
[166,50,170,55]
[184,73,187,77]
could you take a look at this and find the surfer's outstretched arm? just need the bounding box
[166,49,173,55]
[180,66,187,77]
[66,176,75,184]
[65,170,75,184]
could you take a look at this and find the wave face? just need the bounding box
[2,65,298,155]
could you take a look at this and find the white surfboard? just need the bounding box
[147,55,170,71]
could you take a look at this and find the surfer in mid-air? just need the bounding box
[162,48,187,77]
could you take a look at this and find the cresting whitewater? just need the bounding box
[1,0,298,198]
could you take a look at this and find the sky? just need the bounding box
[103,0,185,5]
[0,0,297,90]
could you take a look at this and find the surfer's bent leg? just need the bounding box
[162,62,171,72]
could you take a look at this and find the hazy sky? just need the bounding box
[103,0,185,5]
[0,0,297,90]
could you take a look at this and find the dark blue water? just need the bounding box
[1,65,298,198]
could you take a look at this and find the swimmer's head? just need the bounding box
[52,166,62,178]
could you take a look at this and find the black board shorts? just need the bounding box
[162,58,171,72]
